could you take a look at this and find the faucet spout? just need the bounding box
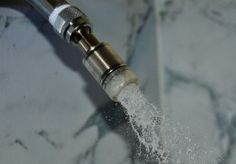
[26,0,138,101]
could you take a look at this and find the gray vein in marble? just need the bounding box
[73,101,159,164]
[160,0,236,33]
[9,139,28,151]
[36,130,63,149]
[73,110,106,163]
[165,67,236,164]
[200,5,236,33]
[3,16,10,28]
[0,16,11,37]
[125,0,153,65]
[158,0,185,22]
[73,102,128,164]
[75,141,98,164]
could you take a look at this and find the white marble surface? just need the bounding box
[1,0,236,163]
[159,0,236,163]
[0,0,159,164]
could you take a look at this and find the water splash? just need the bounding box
[117,84,220,163]
[118,84,167,163]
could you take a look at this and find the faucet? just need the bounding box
[26,0,138,101]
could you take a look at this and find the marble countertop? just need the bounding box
[0,0,160,164]
[160,0,236,163]
[1,0,236,163]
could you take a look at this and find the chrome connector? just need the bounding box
[49,5,90,41]
[27,0,138,101]
[71,28,138,101]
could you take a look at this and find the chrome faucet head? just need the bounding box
[27,0,138,101]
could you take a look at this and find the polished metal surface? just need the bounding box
[83,43,127,84]
[26,0,67,18]
[27,0,138,101]
[52,6,89,39]
[70,27,138,100]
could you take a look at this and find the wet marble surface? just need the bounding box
[0,0,159,164]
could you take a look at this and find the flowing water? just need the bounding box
[118,84,167,163]
[117,84,219,164]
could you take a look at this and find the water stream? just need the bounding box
[117,84,219,164]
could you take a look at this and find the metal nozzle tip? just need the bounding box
[102,68,138,101]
